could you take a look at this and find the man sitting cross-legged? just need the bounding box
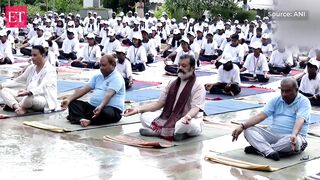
[232,78,310,161]
[124,55,206,141]
[61,55,125,127]
[205,54,241,96]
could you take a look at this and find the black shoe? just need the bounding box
[266,151,280,161]
[244,146,260,155]
[3,105,14,112]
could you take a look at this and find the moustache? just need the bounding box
[177,69,185,74]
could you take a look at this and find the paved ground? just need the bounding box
[0,58,319,180]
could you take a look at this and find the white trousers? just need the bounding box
[140,110,204,136]
[0,88,47,111]
[244,126,307,156]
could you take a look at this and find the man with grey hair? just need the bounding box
[232,77,311,161]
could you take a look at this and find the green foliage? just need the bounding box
[27,4,46,16]
[160,0,255,22]
[53,0,82,13]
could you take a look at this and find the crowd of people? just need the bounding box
[0,9,318,161]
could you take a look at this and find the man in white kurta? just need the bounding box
[124,55,206,141]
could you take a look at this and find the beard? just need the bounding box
[178,69,193,80]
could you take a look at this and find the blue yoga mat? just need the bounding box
[128,81,161,91]
[126,89,161,102]
[0,76,10,82]
[204,99,263,116]
[195,71,216,77]
[58,81,86,93]
[206,87,273,100]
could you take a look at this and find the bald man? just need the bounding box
[232,78,311,161]
[61,55,125,127]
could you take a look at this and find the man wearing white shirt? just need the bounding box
[240,42,269,82]
[71,33,101,69]
[269,43,293,75]
[299,59,320,106]
[205,55,241,96]
[20,26,45,56]
[261,34,273,60]
[199,32,218,62]
[83,11,92,27]
[0,31,14,64]
[250,27,262,46]
[213,26,225,49]
[218,34,244,68]
[141,29,157,64]
[117,20,131,40]
[165,37,195,75]
[102,30,120,55]
[115,47,133,89]
[58,29,79,60]
[84,17,98,36]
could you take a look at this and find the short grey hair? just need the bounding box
[280,77,298,90]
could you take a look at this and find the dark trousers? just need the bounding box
[116,35,124,40]
[20,48,31,56]
[71,61,99,69]
[124,77,132,90]
[240,73,269,83]
[67,100,122,125]
[164,64,178,75]
[147,54,154,64]
[199,55,218,62]
[58,51,77,60]
[162,50,172,58]
[209,82,241,96]
[95,37,102,44]
[215,61,242,69]
[299,91,320,106]
[269,64,291,75]
[299,61,308,69]
[132,63,146,72]
[0,57,13,64]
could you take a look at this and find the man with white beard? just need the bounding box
[124,55,206,141]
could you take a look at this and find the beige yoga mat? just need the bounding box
[207,138,320,171]
[23,112,141,133]
[308,126,320,137]
[103,126,233,148]
[304,172,320,180]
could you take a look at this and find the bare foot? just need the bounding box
[15,107,27,115]
[80,119,91,127]
[205,84,213,91]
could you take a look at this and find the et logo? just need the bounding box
[5,6,28,28]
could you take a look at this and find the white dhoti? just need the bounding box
[140,110,204,136]
[0,88,47,111]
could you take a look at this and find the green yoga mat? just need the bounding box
[124,126,232,146]
[23,112,141,132]
[214,138,320,171]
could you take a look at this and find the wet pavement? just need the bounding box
[0,61,319,179]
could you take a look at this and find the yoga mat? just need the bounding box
[23,114,141,133]
[207,138,320,171]
[104,126,233,148]
[0,76,10,81]
[304,172,320,180]
[58,81,86,93]
[195,71,216,77]
[128,80,161,91]
[206,86,273,100]
[204,100,263,116]
[241,76,283,85]
[290,69,304,76]
[0,109,65,119]
[125,89,161,102]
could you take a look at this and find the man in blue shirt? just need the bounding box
[61,55,125,127]
[232,78,311,161]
